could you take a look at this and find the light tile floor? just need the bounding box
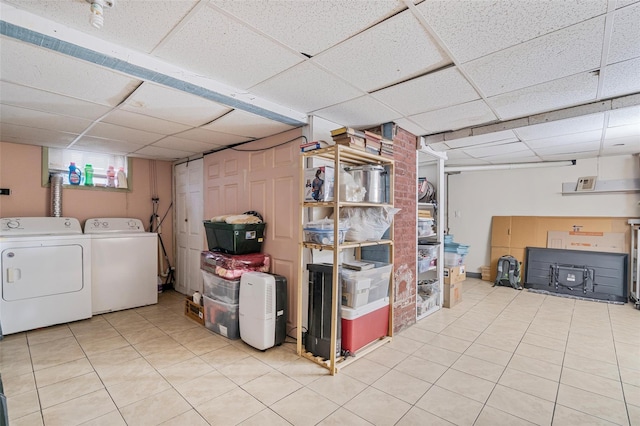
[2,278,639,425]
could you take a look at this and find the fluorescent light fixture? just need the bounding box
[445,160,576,173]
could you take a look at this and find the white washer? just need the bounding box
[84,218,158,314]
[0,217,92,335]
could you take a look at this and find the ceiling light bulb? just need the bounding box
[86,0,114,29]
[89,0,104,29]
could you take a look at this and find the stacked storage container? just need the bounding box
[340,261,392,354]
[443,235,469,267]
[201,215,269,339]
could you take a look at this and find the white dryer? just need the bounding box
[84,218,158,314]
[0,217,92,335]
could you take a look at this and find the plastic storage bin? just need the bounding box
[341,276,371,308]
[201,270,240,304]
[340,261,392,304]
[203,295,240,339]
[444,252,466,267]
[304,228,348,245]
[341,298,389,353]
[203,221,266,254]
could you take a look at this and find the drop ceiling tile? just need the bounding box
[86,122,165,145]
[515,113,605,140]
[393,118,428,138]
[604,123,640,140]
[102,110,191,136]
[607,2,640,64]
[601,57,640,99]
[487,72,599,120]
[211,0,405,56]
[152,136,225,154]
[372,67,479,116]
[155,5,302,90]
[0,123,77,148]
[525,130,603,149]
[539,151,599,161]
[446,158,492,167]
[601,136,640,155]
[314,96,402,129]
[464,141,531,158]
[121,83,232,127]
[174,128,251,146]
[415,0,606,63]
[0,104,92,134]
[532,140,601,155]
[485,154,543,164]
[463,16,605,97]
[0,81,112,120]
[4,0,199,53]
[442,150,473,160]
[132,145,197,160]
[426,142,449,152]
[202,110,295,139]
[445,130,518,149]
[250,62,364,113]
[0,37,141,106]
[409,100,496,134]
[608,105,640,128]
[72,137,146,155]
[616,0,639,8]
[312,10,449,92]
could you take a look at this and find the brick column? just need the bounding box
[391,126,417,333]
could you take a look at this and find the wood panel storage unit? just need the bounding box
[296,145,394,375]
[416,148,445,320]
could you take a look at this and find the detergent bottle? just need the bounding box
[117,167,128,189]
[84,164,94,186]
[68,162,82,185]
[106,166,116,187]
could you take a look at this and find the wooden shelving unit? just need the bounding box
[296,144,395,375]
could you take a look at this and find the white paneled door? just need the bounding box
[175,159,204,296]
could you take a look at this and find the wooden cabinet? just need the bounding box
[296,145,394,375]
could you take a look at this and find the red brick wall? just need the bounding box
[391,126,417,333]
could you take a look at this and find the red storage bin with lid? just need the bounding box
[341,297,389,353]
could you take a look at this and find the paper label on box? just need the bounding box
[245,231,256,240]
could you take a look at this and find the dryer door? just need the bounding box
[2,244,84,301]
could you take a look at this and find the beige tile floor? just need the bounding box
[1,278,639,425]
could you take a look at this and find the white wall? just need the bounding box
[445,155,640,274]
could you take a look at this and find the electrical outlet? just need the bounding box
[0,188,11,196]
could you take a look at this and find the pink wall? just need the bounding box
[0,141,174,265]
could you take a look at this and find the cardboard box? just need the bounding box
[547,231,625,253]
[184,298,205,325]
[304,166,335,202]
[444,265,466,284]
[443,281,462,308]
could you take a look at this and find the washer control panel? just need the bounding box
[84,218,145,234]
[0,217,81,235]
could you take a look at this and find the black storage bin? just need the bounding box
[203,221,266,254]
